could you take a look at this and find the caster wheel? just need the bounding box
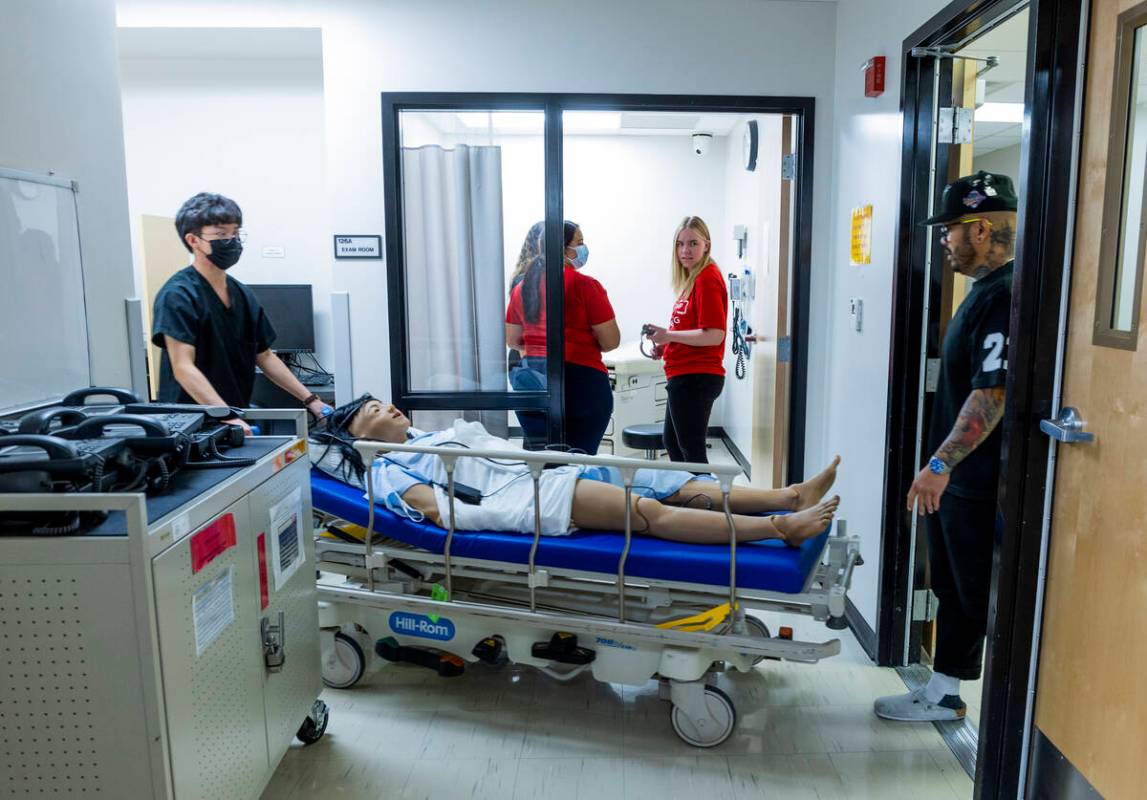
[670,685,736,748]
[296,700,329,745]
[323,631,366,689]
[743,615,773,665]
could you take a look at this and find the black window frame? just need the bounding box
[382,92,816,480]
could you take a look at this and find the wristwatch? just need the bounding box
[928,456,950,476]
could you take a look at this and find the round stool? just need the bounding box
[622,423,664,460]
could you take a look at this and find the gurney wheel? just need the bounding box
[670,685,736,748]
[322,632,366,689]
[296,700,329,745]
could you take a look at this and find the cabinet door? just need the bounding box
[152,497,270,800]
[247,457,322,769]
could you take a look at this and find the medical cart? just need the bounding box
[0,410,326,799]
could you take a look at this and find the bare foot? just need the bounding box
[773,495,840,546]
[788,456,841,510]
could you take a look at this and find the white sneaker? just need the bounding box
[873,687,967,721]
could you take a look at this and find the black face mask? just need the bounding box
[205,237,243,270]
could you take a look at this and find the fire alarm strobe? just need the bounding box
[864,56,886,98]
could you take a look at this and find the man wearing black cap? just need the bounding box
[875,171,1018,722]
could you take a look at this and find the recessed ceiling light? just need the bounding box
[975,102,1024,123]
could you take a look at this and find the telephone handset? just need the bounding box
[73,413,189,462]
[0,435,95,492]
[18,407,89,434]
[61,386,142,406]
[73,414,172,440]
[0,434,81,462]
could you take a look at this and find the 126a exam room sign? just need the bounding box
[333,235,382,259]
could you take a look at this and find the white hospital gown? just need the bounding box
[360,421,707,536]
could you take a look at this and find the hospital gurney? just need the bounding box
[312,440,862,747]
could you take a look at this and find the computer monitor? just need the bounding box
[248,284,315,353]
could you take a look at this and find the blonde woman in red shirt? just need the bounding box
[644,216,728,464]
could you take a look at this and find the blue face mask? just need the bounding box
[569,244,589,269]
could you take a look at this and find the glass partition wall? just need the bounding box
[384,98,565,445]
[382,94,815,473]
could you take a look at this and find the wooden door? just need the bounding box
[1030,2,1147,796]
[140,214,187,398]
[749,115,794,488]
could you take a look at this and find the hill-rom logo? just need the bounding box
[388,611,455,641]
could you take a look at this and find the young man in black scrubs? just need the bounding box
[874,171,1018,721]
[151,192,332,434]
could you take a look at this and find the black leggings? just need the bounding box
[512,359,613,455]
[663,373,724,464]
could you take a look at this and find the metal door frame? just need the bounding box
[881,0,1087,796]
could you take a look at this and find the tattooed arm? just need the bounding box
[907,386,1007,514]
[934,386,1007,467]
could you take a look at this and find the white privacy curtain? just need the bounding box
[401,144,508,434]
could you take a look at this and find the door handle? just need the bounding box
[1039,406,1095,443]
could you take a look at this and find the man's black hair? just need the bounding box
[311,393,375,483]
[175,192,243,252]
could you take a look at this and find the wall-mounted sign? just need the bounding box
[850,204,873,265]
[333,234,382,259]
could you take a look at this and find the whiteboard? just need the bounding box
[0,169,91,413]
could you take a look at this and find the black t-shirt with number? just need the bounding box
[929,261,1013,500]
[151,266,276,407]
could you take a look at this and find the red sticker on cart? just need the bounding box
[190,514,236,574]
[257,532,269,610]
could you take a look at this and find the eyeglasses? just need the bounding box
[939,218,992,238]
[196,229,248,243]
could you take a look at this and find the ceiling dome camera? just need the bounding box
[692,132,713,157]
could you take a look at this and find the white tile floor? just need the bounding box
[262,611,974,799]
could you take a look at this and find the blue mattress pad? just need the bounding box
[311,470,829,594]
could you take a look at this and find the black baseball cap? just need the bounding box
[921,170,1018,226]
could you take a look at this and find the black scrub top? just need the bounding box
[151,266,276,407]
[928,261,1013,500]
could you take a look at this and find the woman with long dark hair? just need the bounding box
[505,220,619,454]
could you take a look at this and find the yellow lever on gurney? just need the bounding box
[656,603,736,633]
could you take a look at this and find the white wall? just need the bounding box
[566,135,729,352]
[821,0,952,627]
[2,0,135,390]
[975,143,1023,181]
[116,0,838,408]
[119,54,333,367]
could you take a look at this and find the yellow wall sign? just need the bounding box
[850,204,873,265]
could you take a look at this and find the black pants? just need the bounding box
[928,492,999,681]
[663,373,725,464]
[511,359,613,455]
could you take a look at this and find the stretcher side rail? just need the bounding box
[353,439,748,632]
[318,582,842,664]
[314,527,861,623]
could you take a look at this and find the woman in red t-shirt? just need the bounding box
[505,221,620,454]
[644,216,728,464]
